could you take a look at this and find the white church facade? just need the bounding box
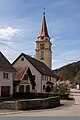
[13,53,57,93]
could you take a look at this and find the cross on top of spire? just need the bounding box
[43,8,45,16]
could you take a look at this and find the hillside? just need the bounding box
[53,61,80,83]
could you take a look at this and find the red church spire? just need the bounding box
[40,11,50,38]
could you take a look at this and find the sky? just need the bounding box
[0,0,80,70]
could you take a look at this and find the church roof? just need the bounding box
[0,51,15,72]
[40,13,50,38]
[12,53,57,78]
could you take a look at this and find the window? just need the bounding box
[50,77,51,81]
[43,85,45,90]
[3,73,8,79]
[41,36,44,39]
[42,75,44,80]
[21,57,24,61]
[40,51,44,60]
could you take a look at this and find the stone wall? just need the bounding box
[0,101,17,110]
[0,96,60,110]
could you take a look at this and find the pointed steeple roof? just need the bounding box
[40,12,50,38]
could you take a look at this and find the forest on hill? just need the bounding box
[53,61,80,84]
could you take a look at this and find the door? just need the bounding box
[26,85,30,93]
[19,85,24,93]
[1,86,10,97]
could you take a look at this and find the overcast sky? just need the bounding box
[0,0,80,69]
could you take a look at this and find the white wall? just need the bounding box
[41,75,57,93]
[13,55,42,93]
[0,71,13,96]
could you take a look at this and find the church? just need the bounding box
[13,12,58,94]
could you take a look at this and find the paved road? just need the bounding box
[0,89,80,116]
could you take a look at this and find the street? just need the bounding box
[0,89,80,116]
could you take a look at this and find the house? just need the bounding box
[0,52,15,97]
[12,53,58,93]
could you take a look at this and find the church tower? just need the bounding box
[35,12,52,69]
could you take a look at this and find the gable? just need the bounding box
[12,53,57,78]
[14,67,36,87]
[13,54,41,77]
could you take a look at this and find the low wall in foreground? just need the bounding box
[0,96,60,110]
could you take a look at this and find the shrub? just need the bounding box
[59,93,69,99]
[13,92,53,99]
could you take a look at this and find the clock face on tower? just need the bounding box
[40,43,45,49]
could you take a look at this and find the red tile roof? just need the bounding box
[14,66,28,81]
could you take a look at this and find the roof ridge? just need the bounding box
[23,53,50,68]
